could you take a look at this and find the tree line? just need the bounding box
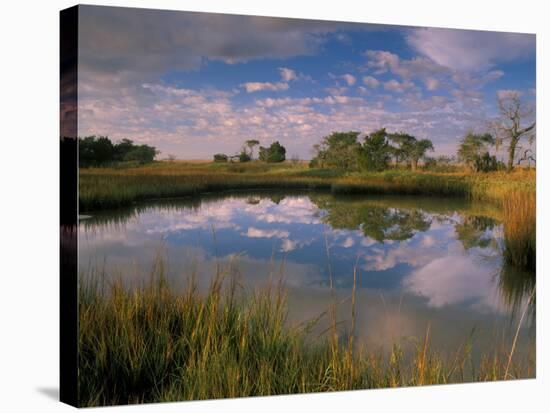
[310,129,435,172]
[213,140,286,163]
[79,136,159,167]
[309,93,535,173]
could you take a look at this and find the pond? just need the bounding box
[79,191,535,360]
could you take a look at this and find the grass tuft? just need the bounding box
[502,191,536,271]
[78,259,534,407]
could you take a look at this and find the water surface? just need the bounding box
[79,191,535,359]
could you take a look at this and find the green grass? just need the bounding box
[78,258,535,407]
[79,161,535,211]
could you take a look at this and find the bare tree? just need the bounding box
[517,148,536,168]
[494,92,535,172]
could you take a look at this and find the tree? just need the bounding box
[457,132,495,172]
[213,153,228,162]
[123,144,158,164]
[79,135,113,166]
[494,92,536,172]
[517,149,536,168]
[408,139,434,171]
[386,133,434,170]
[310,131,361,170]
[357,128,392,171]
[387,132,416,167]
[259,141,286,163]
[244,139,260,159]
[239,150,251,162]
[113,138,135,162]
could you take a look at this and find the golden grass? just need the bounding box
[79,161,535,211]
[503,191,536,270]
[78,258,535,406]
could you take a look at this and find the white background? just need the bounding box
[0,0,547,411]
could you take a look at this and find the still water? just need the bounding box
[79,191,535,358]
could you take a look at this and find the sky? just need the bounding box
[76,5,536,160]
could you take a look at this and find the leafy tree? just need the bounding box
[213,153,228,162]
[113,138,135,162]
[357,128,392,171]
[408,139,434,171]
[123,145,158,164]
[387,132,416,167]
[244,139,260,159]
[494,92,536,172]
[239,150,251,163]
[310,131,361,170]
[79,136,158,166]
[79,136,113,166]
[457,132,495,172]
[386,133,434,170]
[259,141,286,163]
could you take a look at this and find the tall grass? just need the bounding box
[502,191,536,271]
[78,259,534,407]
[79,161,535,211]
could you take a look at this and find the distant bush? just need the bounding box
[474,152,501,173]
[423,155,460,173]
[213,153,228,162]
[123,145,158,164]
[239,151,251,163]
[79,136,158,167]
[259,141,286,163]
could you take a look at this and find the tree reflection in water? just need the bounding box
[311,196,431,242]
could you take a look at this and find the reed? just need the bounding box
[78,259,534,407]
[79,161,535,211]
[502,191,536,271]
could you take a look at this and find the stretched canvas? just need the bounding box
[60,4,536,407]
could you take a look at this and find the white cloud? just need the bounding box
[341,74,356,86]
[362,76,380,88]
[365,50,401,74]
[424,77,440,91]
[341,237,355,248]
[402,255,496,308]
[383,79,415,93]
[407,28,535,71]
[279,67,297,82]
[241,81,289,93]
[244,227,290,239]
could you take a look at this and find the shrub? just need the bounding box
[213,153,228,162]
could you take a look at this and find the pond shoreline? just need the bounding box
[79,165,535,213]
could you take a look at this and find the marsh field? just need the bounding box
[77,161,536,406]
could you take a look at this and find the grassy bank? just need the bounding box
[78,260,534,407]
[79,161,535,211]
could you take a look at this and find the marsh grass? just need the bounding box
[78,258,534,407]
[79,162,535,211]
[502,191,536,271]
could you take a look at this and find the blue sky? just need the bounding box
[77,5,535,159]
